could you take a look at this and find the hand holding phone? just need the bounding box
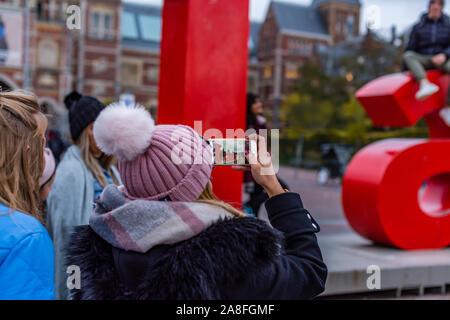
[232,134,284,198]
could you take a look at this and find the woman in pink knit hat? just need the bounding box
[65,103,327,300]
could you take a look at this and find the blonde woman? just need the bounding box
[46,92,121,300]
[0,91,54,299]
[65,104,327,300]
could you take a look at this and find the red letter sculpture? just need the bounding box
[343,71,450,249]
[157,0,249,205]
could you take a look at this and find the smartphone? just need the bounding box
[209,138,257,166]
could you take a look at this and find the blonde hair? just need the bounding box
[196,183,247,218]
[76,127,119,188]
[0,90,47,221]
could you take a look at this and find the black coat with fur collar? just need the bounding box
[66,192,327,300]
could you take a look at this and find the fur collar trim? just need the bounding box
[66,217,284,300]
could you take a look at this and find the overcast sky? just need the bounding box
[124,0,450,35]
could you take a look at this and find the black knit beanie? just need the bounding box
[64,91,82,110]
[64,91,105,142]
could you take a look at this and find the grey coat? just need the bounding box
[46,145,120,300]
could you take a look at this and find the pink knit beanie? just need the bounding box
[93,103,213,202]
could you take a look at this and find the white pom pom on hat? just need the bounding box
[93,102,155,161]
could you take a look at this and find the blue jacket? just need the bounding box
[0,203,54,299]
[406,13,450,58]
[46,145,121,300]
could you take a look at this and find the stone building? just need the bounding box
[115,2,161,116]
[0,0,123,132]
[0,0,361,130]
[258,0,361,107]
[0,0,73,121]
[0,0,262,126]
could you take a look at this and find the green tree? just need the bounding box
[338,96,372,147]
[281,62,351,139]
[281,92,334,139]
[337,31,403,89]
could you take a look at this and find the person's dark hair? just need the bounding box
[430,0,445,6]
[246,92,259,128]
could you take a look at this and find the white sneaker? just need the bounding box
[439,107,450,127]
[416,81,439,101]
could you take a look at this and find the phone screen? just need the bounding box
[209,138,256,166]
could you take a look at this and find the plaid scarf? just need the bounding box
[89,184,234,253]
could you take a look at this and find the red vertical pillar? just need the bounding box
[158,0,250,205]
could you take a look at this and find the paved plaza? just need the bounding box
[267,167,450,299]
